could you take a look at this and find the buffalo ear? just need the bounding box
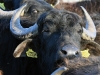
[81,40,100,56]
[13,39,33,58]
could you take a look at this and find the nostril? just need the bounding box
[61,50,67,55]
[75,51,79,56]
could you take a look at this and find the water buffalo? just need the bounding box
[46,0,100,56]
[0,0,53,75]
[11,6,100,75]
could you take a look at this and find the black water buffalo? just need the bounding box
[11,5,100,75]
[47,0,100,56]
[0,0,53,75]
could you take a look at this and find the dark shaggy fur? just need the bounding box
[0,0,53,75]
[0,19,36,75]
[63,56,100,75]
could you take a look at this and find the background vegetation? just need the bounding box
[0,3,5,9]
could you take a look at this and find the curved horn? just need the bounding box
[81,6,96,40]
[51,66,68,75]
[0,8,17,19]
[10,4,38,39]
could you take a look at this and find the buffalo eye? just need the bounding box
[77,29,82,34]
[77,23,83,34]
[42,28,49,32]
[42,27,50,36]
[42,29,50,39]
[32,9,38,14]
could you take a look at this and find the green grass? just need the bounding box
[0,3,5,10]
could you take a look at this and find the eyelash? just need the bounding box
[42,29,49,32]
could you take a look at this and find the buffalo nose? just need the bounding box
[61,45,80,59]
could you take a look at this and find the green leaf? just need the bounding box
[0,3,5,10]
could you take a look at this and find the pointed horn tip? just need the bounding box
[13,56,20,58]
[80,6,85,11]
[61,66,68,70]
[19,3,27,11]
[13,52,20,58]
[80,6,83,8]
[51,67,68,75]
[16,3,27,13]
[11,3,27,20]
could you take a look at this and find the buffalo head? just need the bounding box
[10,6,100,75]
[0,0,53,25]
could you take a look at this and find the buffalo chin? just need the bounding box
[52,58,69,74]
[55,57,68,69]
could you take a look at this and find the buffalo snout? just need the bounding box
[60,45,80,59]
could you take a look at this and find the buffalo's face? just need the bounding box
[20,0,52,27]
[38,9,83,58]
[36,9,82,74]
